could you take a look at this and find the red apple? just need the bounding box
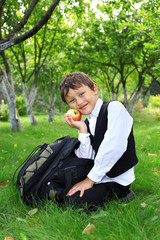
[67,109,81,121]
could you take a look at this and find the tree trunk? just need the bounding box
[37,83,57,122]
[23,82,38,125]
[8,102,23,131]
[48,88,56,122]
[128,91,141,116]
[48,107,54,122]
[0,62,23,131]
[123,87,128,109]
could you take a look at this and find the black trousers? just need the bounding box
[58,182,131,208]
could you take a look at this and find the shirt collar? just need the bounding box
[87,98,103,120]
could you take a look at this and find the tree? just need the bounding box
[37,60,60,122]
[66,0,160,115]
[11,22,59,124]
[0,0,60,130]
[0,0,60,50]
[0,53,23,131]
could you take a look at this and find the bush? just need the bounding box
[133,99,144,111]
[0,104,9,121]
[147,95,160,121]
[148,95,160,108]
[16,95,27,116]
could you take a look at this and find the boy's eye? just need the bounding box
[80,92,85,96]
[69,99,75,103]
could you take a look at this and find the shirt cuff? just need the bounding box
[87,166,104,183]
[78,132,90,145]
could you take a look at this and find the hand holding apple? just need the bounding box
[67,109,81,121]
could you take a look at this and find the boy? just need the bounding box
[60,72,138,207]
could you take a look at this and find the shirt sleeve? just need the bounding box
[87,101,133,183]
[74,132,95,159]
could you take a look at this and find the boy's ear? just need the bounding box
[93,82,98,94]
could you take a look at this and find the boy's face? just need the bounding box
[65,83,98,115]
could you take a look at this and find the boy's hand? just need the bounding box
[66,177,95,197]
[64,113,87,133]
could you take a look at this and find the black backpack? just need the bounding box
[13,136,93,205]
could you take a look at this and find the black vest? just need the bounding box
[85,101,138,178]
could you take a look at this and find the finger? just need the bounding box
[66,188,74,196]
[66,189,76,197]
[64,114,69,123]
[67,114,75,125]
[66,187,75,196]
[64,114,73,126]
[80,189,84,198]
[66,186,80,196]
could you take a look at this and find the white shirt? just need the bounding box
[75,98,135,186]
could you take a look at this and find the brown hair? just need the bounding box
[60,72,94,102]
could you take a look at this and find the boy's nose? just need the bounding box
[76,98,83,106]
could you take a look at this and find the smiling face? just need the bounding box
[65,83,98,115]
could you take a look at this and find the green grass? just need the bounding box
[0,113,160,240]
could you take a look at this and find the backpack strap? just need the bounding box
[64,166,76,193]
[12,144,47,185]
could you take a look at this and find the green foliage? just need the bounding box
[1,0,160,119]
[16,95,27,116]
[146,95,160,121]
[133,96,160,121]
[0,104,9,121]
[148,95,160,108]
[58,0,160,114]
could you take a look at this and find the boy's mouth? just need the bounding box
[79,103,88,110]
